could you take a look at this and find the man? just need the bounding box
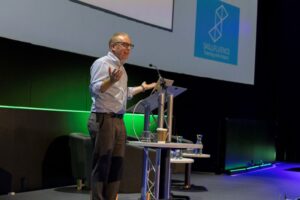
[88,32,156,200]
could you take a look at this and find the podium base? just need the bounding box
[172,183,208,192]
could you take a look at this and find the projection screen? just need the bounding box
[76,0,174,30]
[0,0,258,84]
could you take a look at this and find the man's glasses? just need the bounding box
[114,42,134,49]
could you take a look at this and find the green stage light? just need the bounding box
[0,105,158,138]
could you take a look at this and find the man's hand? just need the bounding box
[100,67,123,93]
[109,67,123,83]
[141,81,157,91]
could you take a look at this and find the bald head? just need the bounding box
[108,32,133,63]
[109,32,132,49]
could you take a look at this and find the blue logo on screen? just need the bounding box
[194,0,240,65]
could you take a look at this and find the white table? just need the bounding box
[128,141,202,200]
[129,141,202,149]
[182,153,211,158]
[171,152,211,192]
[170,158,194,189]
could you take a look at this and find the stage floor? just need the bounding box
[1,162,300,200]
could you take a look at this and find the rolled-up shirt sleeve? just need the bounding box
[90,60,110,96]
[127,87,134,100]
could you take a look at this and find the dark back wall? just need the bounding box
[0,38,91,110]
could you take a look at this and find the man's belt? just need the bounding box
[94,112,124,119]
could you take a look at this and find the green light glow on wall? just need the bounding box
[61,111,158,138]
[0,105,158,138]
[0,105,88,113]
[224,119,276,171]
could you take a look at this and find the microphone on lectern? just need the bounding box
[149,64,166,89]
[149,64,162,79]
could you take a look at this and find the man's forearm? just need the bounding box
[132,85,145,96]
[100,78,114,93]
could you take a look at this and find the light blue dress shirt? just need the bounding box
[89,51,134,114]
